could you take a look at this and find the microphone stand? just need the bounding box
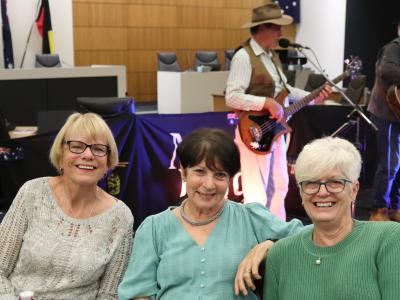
[297,47,378,132]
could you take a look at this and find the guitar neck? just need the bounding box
[284,71,349,117]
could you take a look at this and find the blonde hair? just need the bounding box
[294,137,362,183]
[49,112,119,172]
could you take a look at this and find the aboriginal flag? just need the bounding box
[36,0,54,54]
[1,0,14,68]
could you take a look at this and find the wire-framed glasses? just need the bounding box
[299,179,352,195]
[64,140,109,157]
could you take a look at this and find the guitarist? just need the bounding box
[368,21,400,222]
[225,3,331,220]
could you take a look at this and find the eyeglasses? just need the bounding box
[64,140,109,157]
[299,179,352,195]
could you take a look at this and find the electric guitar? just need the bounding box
[238,57,362,155]
[386,84,400,118]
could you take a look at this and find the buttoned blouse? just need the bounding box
[118,201,303,300]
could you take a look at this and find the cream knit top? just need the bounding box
[0,177,134,300]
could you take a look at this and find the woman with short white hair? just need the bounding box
[264,137,400,299]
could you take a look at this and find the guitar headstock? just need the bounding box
[344,56,362,79]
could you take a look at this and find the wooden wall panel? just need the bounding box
[73,0,295,103]
[74,28,127,50]
[127,5,178,27]
[128,28,178,50]
[73,3,127,27]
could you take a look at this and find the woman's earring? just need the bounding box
[59,167,64,175]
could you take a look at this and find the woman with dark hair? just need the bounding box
[119,128,303,300]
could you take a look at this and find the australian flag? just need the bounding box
[1,0,14,68]
[277,0,301,23]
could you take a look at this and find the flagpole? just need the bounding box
[20,0,42,68]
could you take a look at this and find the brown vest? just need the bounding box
[242,39,283,98]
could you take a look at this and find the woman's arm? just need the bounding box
[234,240,274,296]
[0,184,29,297]
[96,218,134,300]
[234,203,304,296]
[118,217,160,300]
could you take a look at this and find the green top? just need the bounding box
[118,201,303,300]
[264,220,400,300]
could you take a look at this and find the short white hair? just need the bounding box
[294,137,362,183]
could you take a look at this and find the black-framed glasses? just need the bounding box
[64,140,109,157]
[299,179,352,195]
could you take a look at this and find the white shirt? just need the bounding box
[225,38,308,112]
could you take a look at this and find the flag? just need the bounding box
[36,0,55,54]
[277,0,300,23]
[1,0,14,68]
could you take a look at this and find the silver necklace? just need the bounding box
[312,220,356,266]
[179,198,224,226]
[62,185,98,219]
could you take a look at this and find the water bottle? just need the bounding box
[18,291,36,300]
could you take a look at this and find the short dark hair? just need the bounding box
[177,128,240,177]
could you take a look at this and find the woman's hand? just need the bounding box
[234,240,274,296]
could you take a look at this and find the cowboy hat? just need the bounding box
[242,3,293,28]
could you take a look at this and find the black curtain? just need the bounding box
[344,0,400,89]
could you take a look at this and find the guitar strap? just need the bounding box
[270,53,290,93]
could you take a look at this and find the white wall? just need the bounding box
[0,0,73,68]
[296,0,347,86]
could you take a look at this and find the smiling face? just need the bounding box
[300,169,359,227]
[182,160,229,212]
[60,129,109,187]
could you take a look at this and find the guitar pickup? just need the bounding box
[249,126,262,142]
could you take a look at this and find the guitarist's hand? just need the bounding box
[314,84,332,104]
[263,98,284,122]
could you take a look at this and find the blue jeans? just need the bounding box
[371,114,400,210]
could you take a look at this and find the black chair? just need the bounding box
[35,54,61,68]
[0,110,10,140]
[76,97,135,117]
[304,74,326,92]
[224,49,235,70]
[157,52,180,72]
[283,69,296,87]
[195,51,220,71]
[342,75,366,104]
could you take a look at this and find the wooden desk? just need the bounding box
[157,71,229,114]
[212,93,232,112]
[0,66,126,125]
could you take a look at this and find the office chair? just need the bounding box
[283,69,296,87]
[0,110,10,140]
[35,54,61,68]
[76,97,135,117]
[224,49,235,70]
[195,51,220,71]
[157,52,180,72]
[342,75,366,104]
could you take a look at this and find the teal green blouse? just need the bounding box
[118,201,303,300]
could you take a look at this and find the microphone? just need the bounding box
[279,38,310,49]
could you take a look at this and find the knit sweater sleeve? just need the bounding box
[378,225,400,300]
[97,209,134,300]
[0,182,29,299]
